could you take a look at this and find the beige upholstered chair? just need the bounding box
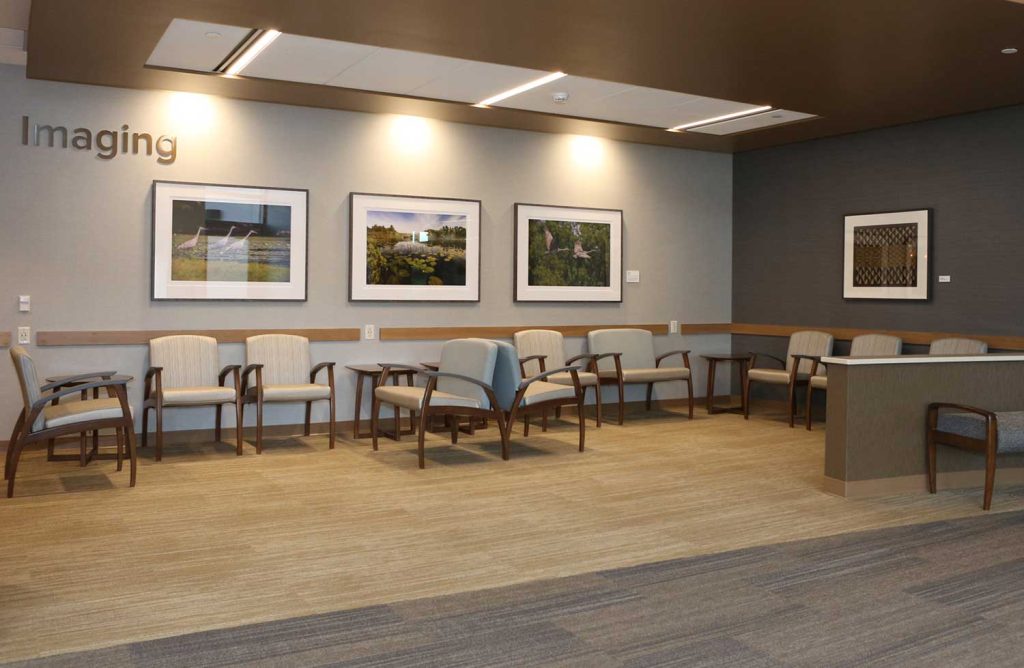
[7,346,136,497]
[241,334,336,453]
[491,340,585,456]
[805,334,902,430]
[373,339,506,469]
[744,330,833,427]
[929,338,988,355]
[142,335,241,460]
[587,328,693,424]
[514,329,603,427]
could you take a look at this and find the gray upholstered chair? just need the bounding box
[928,404,1024,510]
[7,346,136,497]
[586,328,693,424]
[490,340,585,456]
[241,334,336,453]
[804,334,903,430]
[372,338,506,469]
[929,338,989,355]
[514,329,603,427]
[142,335,241,460]
[744,330,833,427]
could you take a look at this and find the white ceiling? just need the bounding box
[686,109,816,135]
[145,18,817,135]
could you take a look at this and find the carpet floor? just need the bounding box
[7,509,1024,667]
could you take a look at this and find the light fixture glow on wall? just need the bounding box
[667,105,773,132]
[474,71,567,108]
[389,115,432,153]
[166,91,216,134]
[222,29,281,76]
[569,135,604,167]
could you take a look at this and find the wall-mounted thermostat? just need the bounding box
[625,270,640,283]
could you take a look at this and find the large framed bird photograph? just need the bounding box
[151,181,308,301]
[843,209,930,300]
[514,203,623,302]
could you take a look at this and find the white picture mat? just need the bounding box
[153,182,307,300]
[843,209,929,300]
[515,204,622,302]
[350,194,480,301]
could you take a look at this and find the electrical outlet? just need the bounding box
[938,275,951,283]
[669,320,679,334]
[18,295,30,312]
[17,326,30,344]
[364,324,376,340]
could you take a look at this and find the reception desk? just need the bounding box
[822,353,1024,497]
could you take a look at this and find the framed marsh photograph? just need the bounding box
[843,209,930,300]
[152,181,308,301]
[514,203,623,302]
[349,193,481,302]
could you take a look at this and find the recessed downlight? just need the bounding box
[222,29,282,76]
[474,71,567,108]
[1001,47,1018,54]
[667,105,773,132]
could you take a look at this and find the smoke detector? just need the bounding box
[552,92,570,104]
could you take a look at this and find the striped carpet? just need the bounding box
[9,510,1024,667]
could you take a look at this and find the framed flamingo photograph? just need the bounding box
[151,181,308,301]
[514,203,623,302]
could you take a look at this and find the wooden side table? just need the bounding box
[346,364,417,440]
[43,373,134,464]
[700,354,751,414]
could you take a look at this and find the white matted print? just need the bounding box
[152,181,307,301]
[844,209,930,300]
[515,203,622,302]
[349,193,480,302]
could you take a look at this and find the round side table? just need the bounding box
[346,364,418,440]
[699,354,751,414]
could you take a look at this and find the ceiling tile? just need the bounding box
[687,109,817,135]
[242,34,374,84]
[495,75,634,116]
[146,18,250,72]
[326,47,471,94]
[411,61,552,103]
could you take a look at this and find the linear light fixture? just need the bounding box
[667,105,773,132]
[474,71,567,108]
[220,28,281,76]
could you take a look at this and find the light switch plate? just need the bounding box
[18,295,30,312]
[625,270,640,283]
[364,324,376,340]
[938,275,951,283]
[17,326,30,344]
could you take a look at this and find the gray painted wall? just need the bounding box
[0,65,733,436]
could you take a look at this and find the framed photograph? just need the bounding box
[349,193,480,302]
[152,181,308,301]
[843,209,930,300]
[514,203,623,302]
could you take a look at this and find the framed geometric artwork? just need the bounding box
[152,181,308,301]
[514,203,623,302]
[843,209,930,300]
[349,193,481,302]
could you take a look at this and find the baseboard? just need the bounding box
[823,467,1024,498]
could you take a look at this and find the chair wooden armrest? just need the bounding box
[144,366,163,401]
[656,350,692,368]
[40,371,118,392]
[377,362,422,386]
[750,352,786,368]
[218,364,241,386]
[418,370,502,413]
[241,364,263,394]
[791,353,823,376]
[310,361,335,383]
[27,379,131,430]
[518,354,547,375]
[519,365,582,390]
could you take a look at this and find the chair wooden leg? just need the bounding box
[328,394,336,450]
[141,406,149,450]
[215,405,222,442]
[542,410,548,432]
[805,386,815,431]
[79,432,87,466]
[645,383,653,411]
[594,386,603,428]
[497,408,510,461]
[6,411,24,481]
[418,408,429,469]
[6,437,26,498]
[523,414,530,437]
[983,442,997,511]
[115,428,123,471]
[743,377,752,420]
[235,400,244,456]
[124,419,138,488]
[450,417,459,445]
[370,397,381,451]
[155,404,164,462]
[577,397,586,452]
[787,381,797,428]
[304,402,312,437]
[617,379,626,425]
[926,430,937,494]
[555,407,562,419]
[255,398,264,454]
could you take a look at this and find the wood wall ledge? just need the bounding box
[731,323,1024,351]
[0,332,10,347]
[380,323,703,340]
[36,328,361,346]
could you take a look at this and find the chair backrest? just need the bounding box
[588,329,657,373]
[513,329,566,376]
[149,335,220,389]
[786,331,834,374]
[929,337,988,355]
[437,338,498,409]
[9,345,44,432]
[489,340,524,412]
[246,334,311,385]
[849,334,902,358]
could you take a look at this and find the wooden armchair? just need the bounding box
[514,329,603,428]
[929,338,988,355]
[744,330,833,427]
[587,328,693,424]
[142,335,241,460]
[7,346,137,497]
[241,334,336,453]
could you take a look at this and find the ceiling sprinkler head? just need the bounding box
[552,92,570,104]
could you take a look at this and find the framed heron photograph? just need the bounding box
[152,181,308,301]
[349,193,481,302]
[514,203,623,302]
[843,209,930,300]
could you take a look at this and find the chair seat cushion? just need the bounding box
[161,386,237,406]
[375,385,481,411]
[43,398,129,429]
[810,375,828,390]
[546,370,598,386]
[248,384,331,402]
[937,411,1024,453]
[747,368,808,385]
[598,368,691,383]
[522,381,577,406]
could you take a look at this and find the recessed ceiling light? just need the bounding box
[667,105,773,132]
[204,31,222,39]
[474,71,567,108]
[1001,47,1018,54]
[222,29,282,76]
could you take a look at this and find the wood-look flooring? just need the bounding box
[2,406,1022,662]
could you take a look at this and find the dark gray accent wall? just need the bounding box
[733,104,1024,336]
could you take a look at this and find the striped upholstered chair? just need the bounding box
[142,335,241,460]
[514,329,603,427]
[242,334,336,453]
[929,338,988,355]
[744,330,833,427]
[804,334,903,430]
